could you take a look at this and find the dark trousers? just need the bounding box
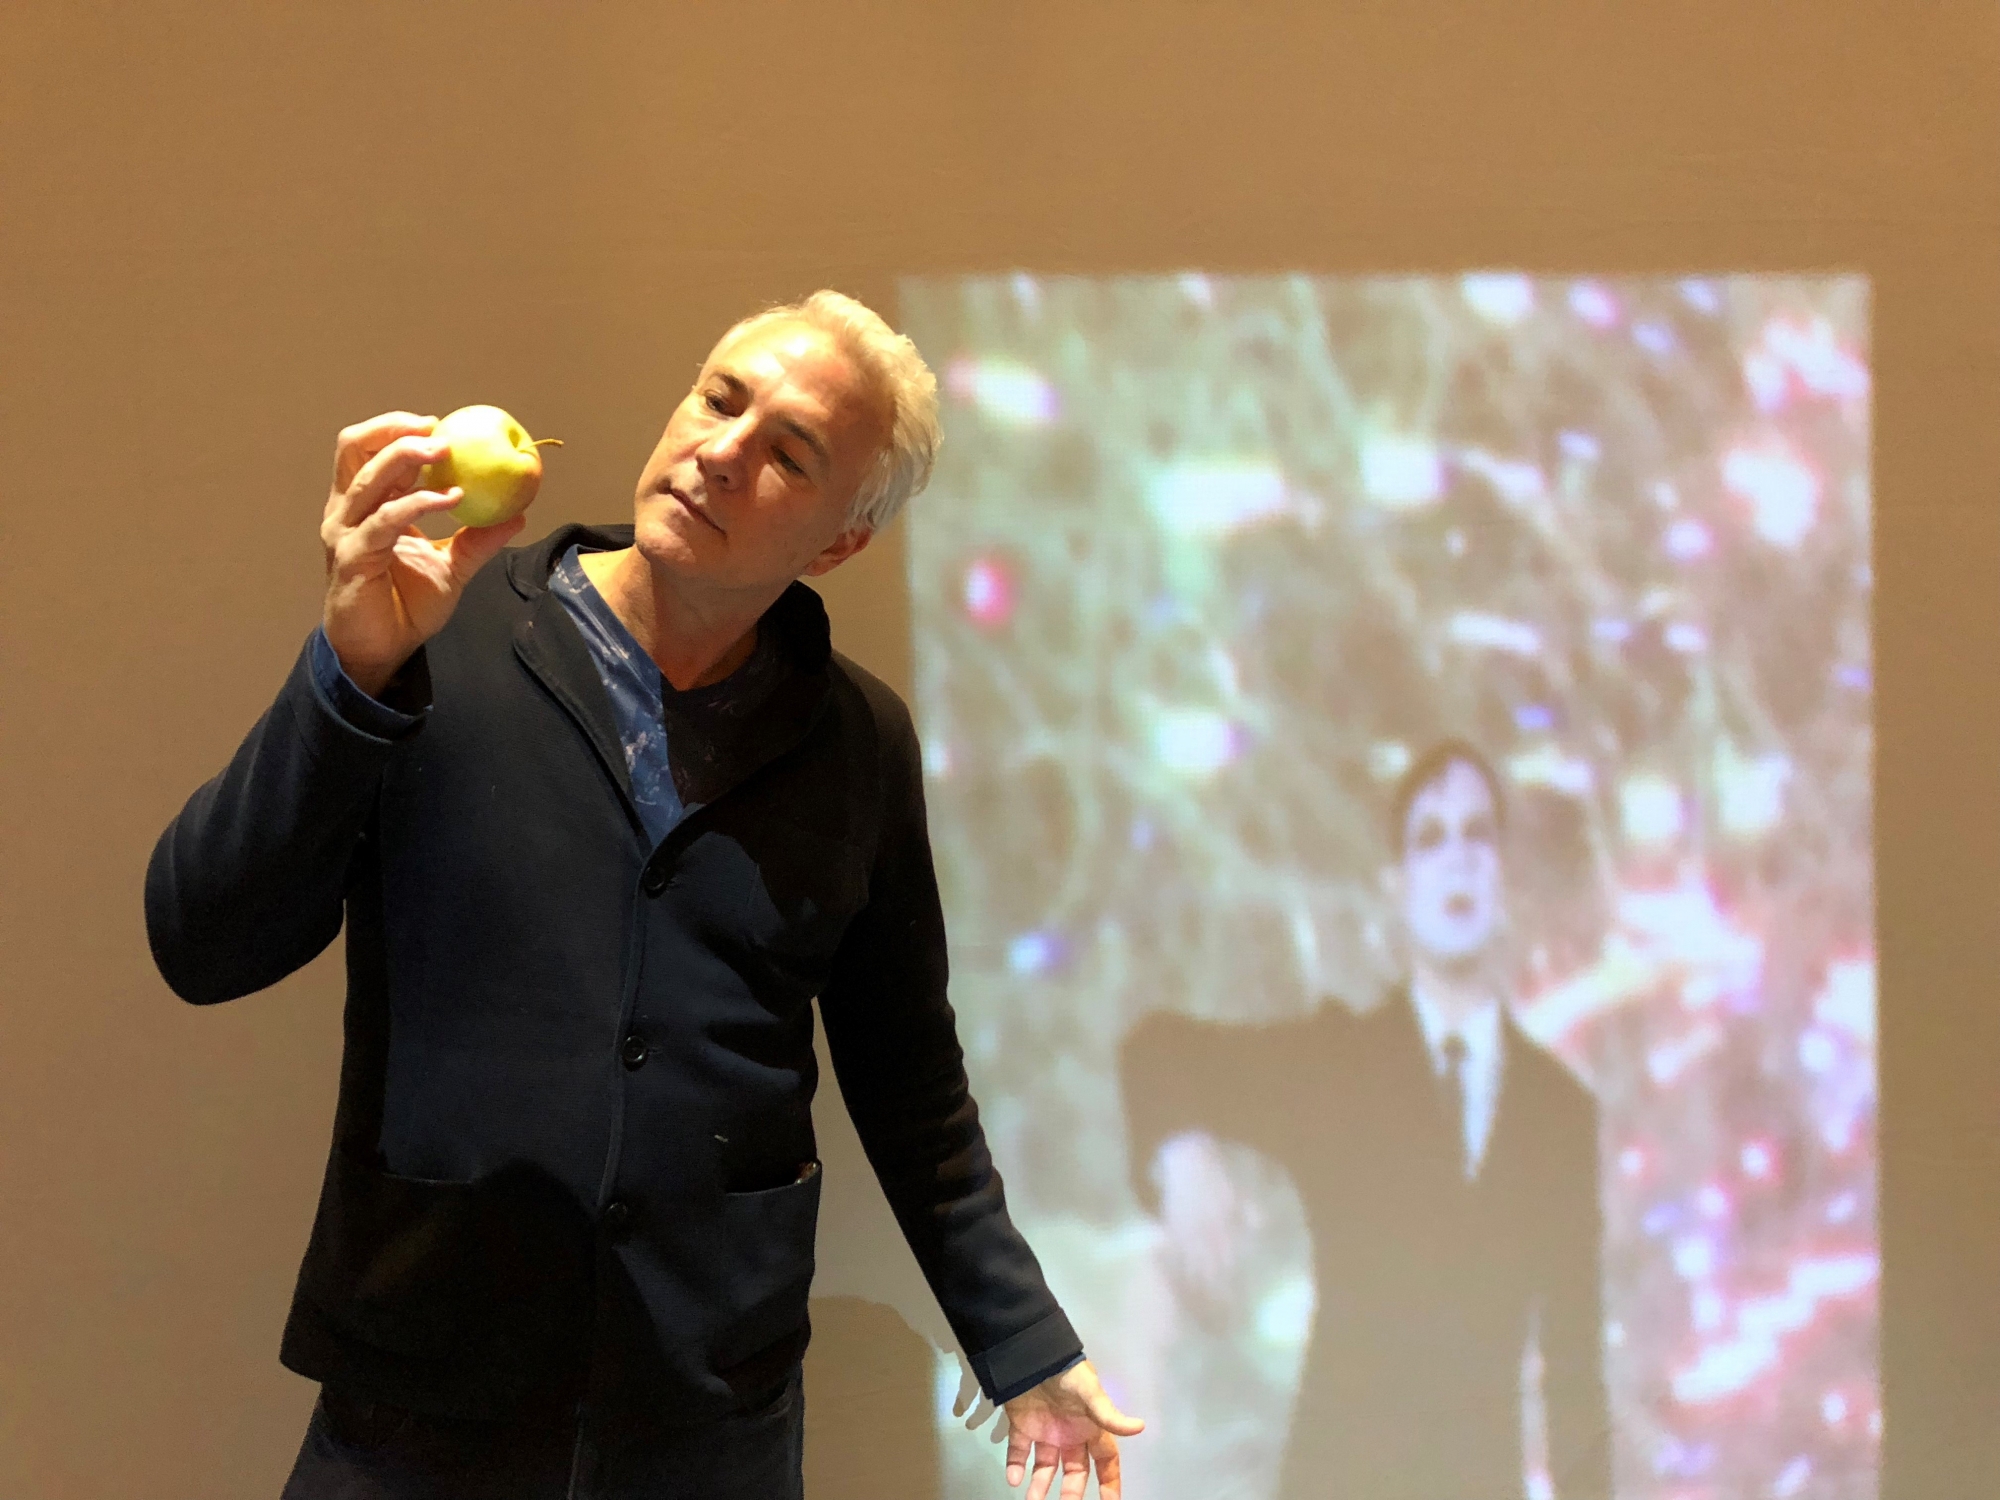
[280,1373,805,1500]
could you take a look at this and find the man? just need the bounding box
[147,292,1140,1499]
[1120,740,1610,1500]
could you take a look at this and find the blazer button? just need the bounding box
[620,1033,649,1070]
[602,1199,632,1231]
[641,864,670,897]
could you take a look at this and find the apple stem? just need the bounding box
[535,438,565,448]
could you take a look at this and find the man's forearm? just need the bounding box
[145,629,419,1003]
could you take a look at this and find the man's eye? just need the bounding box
[704,392,730,415]
[775,450,804,476]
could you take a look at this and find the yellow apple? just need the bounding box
[419,405,563,528]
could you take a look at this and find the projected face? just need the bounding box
[1396,759,1504,966]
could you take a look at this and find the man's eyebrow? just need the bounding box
[709,369,833,475]
[774,415,832,475]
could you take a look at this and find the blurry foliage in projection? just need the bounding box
[901,273,1873,1500]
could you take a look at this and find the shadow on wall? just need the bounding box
[804,1296,942,1498]
[806,1019,965,1495]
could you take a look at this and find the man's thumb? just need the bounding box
[1088,1393,1146,1438]
[448,515,527,583]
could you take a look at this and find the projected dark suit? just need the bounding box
[1122,992,1611,1500]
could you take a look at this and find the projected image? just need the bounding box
[900,274,1874,1500]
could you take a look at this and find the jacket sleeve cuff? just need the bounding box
[308,626,430,741]
[967,1309,1085,1404]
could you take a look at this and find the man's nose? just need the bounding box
[697,419,751,486]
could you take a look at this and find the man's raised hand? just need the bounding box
[320,412,525,697]
[1002,1359,1144,1500]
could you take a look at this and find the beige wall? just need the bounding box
[2,3,1994,1495]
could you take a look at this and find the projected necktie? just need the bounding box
[1440,1033,1470,1177]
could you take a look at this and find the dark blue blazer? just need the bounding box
[146,523,1079,1432]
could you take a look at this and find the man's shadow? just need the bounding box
[803,1295,942,1498]
[804,1023,968,1497]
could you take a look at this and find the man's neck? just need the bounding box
[580,547,771,691]
[1410,961,1503,1033]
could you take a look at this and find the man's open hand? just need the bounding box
[1001,1359,1144,1500]
[321,412,525,696]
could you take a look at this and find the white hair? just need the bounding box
[724,290,941,534]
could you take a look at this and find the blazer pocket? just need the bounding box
[298,1147,593,1364]
[709,1162,824,1402]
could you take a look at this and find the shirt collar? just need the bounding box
[549,545,654,682]
[1408,980,1503,1075]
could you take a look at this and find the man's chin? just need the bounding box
[1416,938,1497,974]
[631,517,701,570]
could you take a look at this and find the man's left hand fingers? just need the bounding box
[1090,1429,1123,1500]
[1024,1441,1061,1500]
[1059,1443,1091,1500]
[1005,1421,1032,1487]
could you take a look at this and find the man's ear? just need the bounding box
[802,527,873,578]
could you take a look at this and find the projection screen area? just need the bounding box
[900,275,1874,1500]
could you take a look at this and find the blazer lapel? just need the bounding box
[1478,1013,1534,1182]
[511,586,642,837]
[1381,991,1469,1181]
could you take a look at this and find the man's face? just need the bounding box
[1394,759,1505,967]
[631,318,889,594]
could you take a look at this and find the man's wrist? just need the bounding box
[994,1351,1088,1407]
[328,640,406,700]
[309,627,429,738]
[969,1306,1086,1406]
[343,659,396,698]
